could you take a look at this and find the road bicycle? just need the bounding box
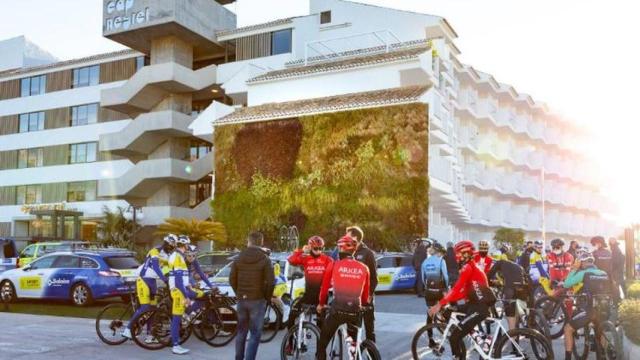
[328,306,381,360]
[280,303,321,359]
[411,304,553,360]
[570,294,621,360]
[278,225,300,252]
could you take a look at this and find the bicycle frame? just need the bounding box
[294,305,317,352]
[436,311,528,360]
[335,314,366,359]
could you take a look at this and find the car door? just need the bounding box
[17,255,57,298]
[393,255,417,290]
[45,255,80,299]
[376,256,396,291]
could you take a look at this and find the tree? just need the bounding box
[96,206,134,250]
[493,228,525,260]
[155,218,227,248]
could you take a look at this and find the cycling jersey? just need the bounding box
[287,249,333,304]
[138,247,169,281]
[528,251,549,282]
[439,259,494,306]
[473,252,493,274]
[169,250,190,297]
[547,251,573,283]
[188,259,213,288]
[487,259,525,287]
[319,256,370,312]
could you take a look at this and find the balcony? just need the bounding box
[99,110,193,158]
[101,62,218,116]
[429,157,453,185]
[98,152,213,200]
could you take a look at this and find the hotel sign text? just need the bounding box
[104,0,150,32]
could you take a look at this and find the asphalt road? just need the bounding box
[0,293,591,359]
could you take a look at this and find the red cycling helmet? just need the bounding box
[454,240,475,257]
[337,235,358,253]
[308,235,325,248]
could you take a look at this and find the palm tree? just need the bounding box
[155,218,227,248]
[96,206,134,250]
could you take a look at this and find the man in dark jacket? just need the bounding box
[412,239,429,297]
[445,241,459,285]
[230,232,275,360]
[590,236,613,274]
[609,237,626,298]
[348,225,378,342]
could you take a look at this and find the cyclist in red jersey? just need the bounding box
[316,235,370,360]
[428,240,497,360]
[473,240,493,275]
[547,238,574,286]
[284,236,333,354]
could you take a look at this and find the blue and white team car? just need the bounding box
[375,252,417,292]
[0,249,140,306]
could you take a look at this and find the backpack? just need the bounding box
[583,271,611,318]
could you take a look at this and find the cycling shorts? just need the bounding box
[136,277,157,306]
[171,288,188,316]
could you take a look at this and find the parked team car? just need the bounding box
[19,241,94,266]
[375,252,416,291]
[196,250,238,277]
[0,248,139,306]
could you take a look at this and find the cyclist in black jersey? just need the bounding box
[487,244,527,331]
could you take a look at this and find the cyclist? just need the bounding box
[561,252,609,360]
[316,235,371,360]
[487,244,527,330]
[169,235,202,355]
[421,241,448,347]
[474,240,493,275]
[590,236,613,275]
[428,240,496,360]
[183,244,215,319]
[517,241,534,273]
[529,240,550,285]
[121,234,176,342]
[547,238,574,287]
[284,235,333,354]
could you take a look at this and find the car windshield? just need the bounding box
[104,256,139,269]
[215,263,232,278]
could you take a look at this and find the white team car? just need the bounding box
[375,252,417,292]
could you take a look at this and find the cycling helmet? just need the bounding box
[578,252,595,265]
[186,244,198,255]
[499,243,512,254]
[550,238,565,248]
[590,236,605,246]
[431,241,445,253]
[534,240,544,249]
[176,235,191,245]
[454,240,475,256]
[307,235,325,248]
[478,240,489,252]
[337,235,358,253]
[163,233,178,246]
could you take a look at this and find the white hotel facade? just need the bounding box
[0,0,616,247]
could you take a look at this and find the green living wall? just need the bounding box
[212,103,429,250]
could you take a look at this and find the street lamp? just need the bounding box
[123,205,144,245]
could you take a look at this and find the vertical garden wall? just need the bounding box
[212,103,429,250]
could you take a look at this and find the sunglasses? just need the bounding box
[312,247,323,251]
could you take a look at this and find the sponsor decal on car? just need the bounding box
[378,273,393,285]
[20,276,41,290]
[47,278,71,287]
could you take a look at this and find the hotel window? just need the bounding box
[189,141,212,161]
[67,181,97,202]
[69,142,97,164]
[320,11,332,24]
[189,179,212,207]
[72,65,100,88]
[71,103,98,126]
[16,185,42,205]
[19,112,45,133]
[136,56,149,71]
[20,75,46,97]
[271,29,292,55]
[18,148,44,168]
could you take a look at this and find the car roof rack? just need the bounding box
[41,245,134,256]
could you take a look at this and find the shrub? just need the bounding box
[628,282,640,299]
[619,299,640,345]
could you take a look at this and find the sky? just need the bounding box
[0,0,639,226]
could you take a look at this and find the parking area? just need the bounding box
[0,293,582,360]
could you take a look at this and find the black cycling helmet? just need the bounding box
[431,241,445,253]
[499,243,511,254]
[550,238,565,248]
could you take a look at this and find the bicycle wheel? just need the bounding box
[492,328,554,360]
[359,339,381,360]
[520,308,551,339]
[205,305,238,347]
[535,295,568,339]
[280,322,320,359]
[95,303,133,345]
[154,309,192,347]
[131,309,170,350]
[261,301,283,343]
[572,324,589,360]
[411,323,457,360]
[329,327,344,360]
[596,321,622,360]
[193,307,221,342]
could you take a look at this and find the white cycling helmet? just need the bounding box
[186,244,198,255]
[176,235,191,245]
[163,233,178,246]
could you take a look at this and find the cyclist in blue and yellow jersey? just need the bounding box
[528,240,550,285]
[169,235,203,355]
[183,244,215,318]
[121,234,176,342]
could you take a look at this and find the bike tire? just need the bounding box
[204,305,238,347]
[95,303,132,345]
[411,323,457,360]
[261,301,283,343]
[193,307,220,342]
[280,322,321,360]
[535,295,568,339]
[359,339,381,360]
[131,309,170,350]
[492,327,554,360]
[329,327,344,360]
[521,308,551,339]
[596,321,622,360]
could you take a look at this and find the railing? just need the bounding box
[303,29,403,65]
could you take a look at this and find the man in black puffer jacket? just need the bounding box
[230,232,274,360]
